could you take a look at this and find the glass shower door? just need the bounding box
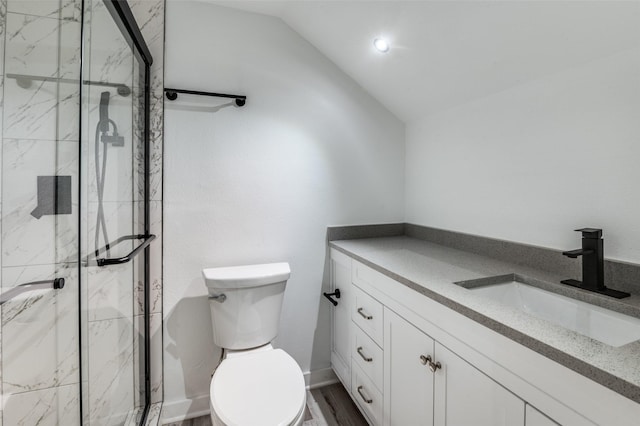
[80,0,150,424]
[0,0,82,424]
[0,0,151,424]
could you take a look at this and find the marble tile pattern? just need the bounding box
[130,0,165,406]
[149,312,163,403]
[3,383,80,426]
[4,11,80,142]
[1,1,83,425]
[2,139,78,266]
[130,0,164,203]
[132,312,162,406]
[7,0,80,21]
[87,317,135,425]
[2,264,79,394]
[145,402,162,426]
[0,0,164,424]
[134,200,162,316]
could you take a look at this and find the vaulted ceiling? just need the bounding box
[210,1,640,122]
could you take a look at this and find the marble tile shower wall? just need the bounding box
[1,0,82,425]
[0,0,164,425]
[130,0,164,408]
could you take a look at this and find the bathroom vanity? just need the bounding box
[328,237,640,426]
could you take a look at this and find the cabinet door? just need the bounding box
[434,343,525,426]
[330,249,353,386]
[526,405,558,426]
[384,308,435,426]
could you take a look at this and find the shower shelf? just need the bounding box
[85,234,156,267]
[6,73,132,96]
[164,87,247,106]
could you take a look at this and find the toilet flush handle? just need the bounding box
[209,293,226,303]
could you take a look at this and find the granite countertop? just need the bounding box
[329,236,640,404]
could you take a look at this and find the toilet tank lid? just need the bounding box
[202,262,291,289]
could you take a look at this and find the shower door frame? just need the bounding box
[79,0,154,423]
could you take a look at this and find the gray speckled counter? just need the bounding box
[329,236,640,404]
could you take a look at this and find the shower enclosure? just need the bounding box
[0,0,154,424]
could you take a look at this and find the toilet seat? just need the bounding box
[210,348,306,426]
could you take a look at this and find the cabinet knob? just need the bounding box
[428,359,442,373]
[419,354,441,372]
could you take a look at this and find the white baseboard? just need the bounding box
[160,394,210,425]
[160,368,338,424]
[305,367,339,390]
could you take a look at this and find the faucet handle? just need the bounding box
[574,228,602,239]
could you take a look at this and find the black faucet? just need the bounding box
[561,228,629,299]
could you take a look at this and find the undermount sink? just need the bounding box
[456,275,640,347]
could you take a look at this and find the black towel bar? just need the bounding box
[86,234,156,267]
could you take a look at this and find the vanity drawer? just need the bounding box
[353,325,383,392]
[352,285,384,346]
[352,362,383,426]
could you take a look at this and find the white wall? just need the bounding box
[406,46,640,263]
[162,1,405,419]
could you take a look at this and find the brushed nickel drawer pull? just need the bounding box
[419,354,430,365]
[357,346,373,362]
[429,359,442,373]
[357,385,373,404]
[357,307,373,320]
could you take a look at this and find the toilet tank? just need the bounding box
[202,263,291,350]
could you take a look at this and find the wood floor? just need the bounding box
[164,382,367,426]
[309,383,368,426]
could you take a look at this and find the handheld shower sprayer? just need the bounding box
[98,91,124,147]
[94,90,126,256]
[99,91,110,133]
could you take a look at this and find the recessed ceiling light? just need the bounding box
[373,38,390,53]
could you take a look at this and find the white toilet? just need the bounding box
[203,262,307,426]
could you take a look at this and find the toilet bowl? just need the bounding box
[209,345,306,426]
[203,263,306,426]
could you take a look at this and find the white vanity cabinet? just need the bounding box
[350,283,385,424]
[329,249,353,388]
[433,342,525,425]
[384,307,525,426]
[384,307,435,426]
[329,250,639,426]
